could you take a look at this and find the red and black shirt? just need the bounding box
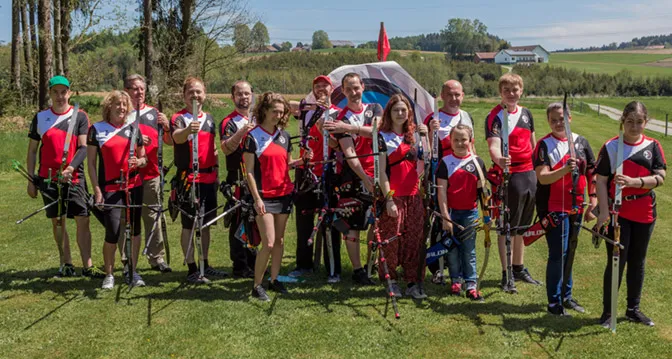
[595,135,666,223]
[171,109,218,184]
[424,109,474,157]
[243,126,294,199]
[220,110,252,182]
[130,104,162,181]
[28,106,90,184]
[298,104,341,177]
[379,131,420,197]
[533,132,595,215]
[436,153,487,210]
[87,120,144,192]
[485,104,535,173]
[335,103,383,177]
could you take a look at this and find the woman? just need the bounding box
[243,92,312,301]
[87,91,147,289]
[533,102,596,316]
[377,94,428,299]
[595,101,666,327]
[436,125,487,301]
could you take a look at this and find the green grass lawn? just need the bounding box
[578,96,672,123]
[547,52,672,77]
[1,100,672,358]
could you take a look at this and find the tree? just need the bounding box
[234,24,251,53]
[441,18,492,58]
[312,30,331,49]
[53,0,63,75]
[28,0,38,83]
[20,0,34,85]
[280,41,291,52]
[38,0,53,109]
[11,0,21,90]
[250,21,269,50]
[143,0,153,96]
[296,41,303,48]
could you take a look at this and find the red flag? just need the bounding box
[377,22,390,61]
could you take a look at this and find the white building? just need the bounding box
[510,45,550,63]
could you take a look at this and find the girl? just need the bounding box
[436,124,487,301]
[533,102,596,316]
[87,91,147,289]
[377,94,428,299]
[595,101,666,327]
[244,92,312,301]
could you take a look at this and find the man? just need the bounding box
[124,74,172,273]
[172,77,228,284]
[26,75,104,278]
[289,75,343,283]
[219,80,257,278]
[485,73,542,292]
[324,73,381,285]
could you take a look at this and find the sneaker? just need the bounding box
[269,279,288,294]
[131,272,146,287]
[327,274,341,284]
[599,312,612,328]
[563,298,586,313]
[186,271,211,284]
[431,271,446,285]
[450,282,463,296]
[626,307,655,327]
[150,262,173,273]
[101,274,115,290]
[233,268,255,279]
[406,283,428,299]
[500,272,518,293]
[82,266,106,278]
[204,266,229,278]
[352,268,375,286]
[466,289,484,302]
[251,285,270,302]
[288,268,311,278]
[386,281,402,298]
[56,263,77,278]
[548,304,571,316]
[513,268,542,285]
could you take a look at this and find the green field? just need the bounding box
[1,99,672,358]
[547,52,672,77]
[578,96,672,123]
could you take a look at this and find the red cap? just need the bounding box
[312,75,332,86]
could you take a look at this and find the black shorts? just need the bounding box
[181,182,218,230]
[103,186,143,243]
[41,179,89,218]
[262,195,293,215]
[506,170,537,235]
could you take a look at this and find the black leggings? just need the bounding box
[103,187,143,244]
[295,189,342,274]
[602,217,655,312]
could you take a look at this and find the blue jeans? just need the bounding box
[545,213,581,305]
[446,208,479,289]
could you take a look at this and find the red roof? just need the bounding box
[475,52,497,59]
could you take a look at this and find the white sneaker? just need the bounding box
[327,274,341,283]
[102,274,115,290]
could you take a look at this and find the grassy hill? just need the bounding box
[547,51,672,76]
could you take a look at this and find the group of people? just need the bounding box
[24,70,665,328]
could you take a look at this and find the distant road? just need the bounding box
[586,103,668,134]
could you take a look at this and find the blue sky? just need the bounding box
[1,0,671,50]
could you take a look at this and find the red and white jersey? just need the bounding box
[485,104,535,173]
[220,110,251,182]
[87,120,144,192]
[533,132,595,214]
[595,135,667,223]
[300,105,340,177]
[28,106,90,184]
[436,152,486,210]
[171,109,218,184]
[379,131,420,197]
[128,104,161,181]
[243,126,294,198]
[424,109,474,156]
[335,103,383,177]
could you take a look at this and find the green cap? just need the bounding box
[48,75,70,89]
